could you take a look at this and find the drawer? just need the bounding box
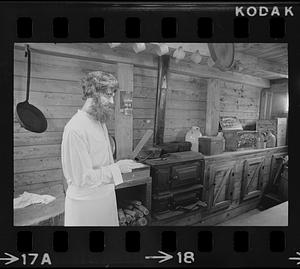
[171,162,201,189]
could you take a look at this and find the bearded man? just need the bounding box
[61,71,135,226]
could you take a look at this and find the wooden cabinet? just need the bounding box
[200,146,287,226]
[240,156,265,202]
[269,153,286,185]
[207,161,235,212]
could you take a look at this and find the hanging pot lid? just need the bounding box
[208,43,235,71]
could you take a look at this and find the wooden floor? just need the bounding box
[218,201,288,226]
[217,209,261,226]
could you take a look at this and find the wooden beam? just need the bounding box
[155,43,287,80]
[115,63,134,159]
[15,43,158,69]
[205,79,221,136]
[235,52,288,79]
[15,43,271,88]
[269,79,288,93]
[169,58,270,88]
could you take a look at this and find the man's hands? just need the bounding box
[116,159,137,173]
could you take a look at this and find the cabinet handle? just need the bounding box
[173,175,178,180]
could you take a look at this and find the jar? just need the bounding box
[217,132,226,152]
[256,132,265,149]
[185,126,202,152]
[266,130,276,148]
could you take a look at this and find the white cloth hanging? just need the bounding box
[61,109,123,226]
[14,192,56,209]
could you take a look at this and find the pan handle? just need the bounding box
[25,44,31,102]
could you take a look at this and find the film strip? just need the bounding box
[0,1,299,267]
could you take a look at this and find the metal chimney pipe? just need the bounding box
[153,55,170,145]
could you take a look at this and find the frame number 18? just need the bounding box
[177,252,195,264]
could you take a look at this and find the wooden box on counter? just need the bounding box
[120,164,150,182]
[256,118,287,146]
[219,116,258,152]
[198,136,224,155]
[223,130,259,151]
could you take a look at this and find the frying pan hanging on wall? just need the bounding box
[16,45,47,133]
[208,43,235,71]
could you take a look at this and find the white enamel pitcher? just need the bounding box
[185,126,202,152]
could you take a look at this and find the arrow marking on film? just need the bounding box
[289,252,300,265]
[0,253,19,265]
[145,251,173,263]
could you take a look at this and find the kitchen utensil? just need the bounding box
[208,43,235,71]
[16,45,47,133]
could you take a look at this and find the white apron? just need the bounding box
[61,110,123,226]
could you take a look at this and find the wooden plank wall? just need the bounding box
[13,46,116,199]
[219,80,262,129]
[165,73,207,142]
[132,67,207,146]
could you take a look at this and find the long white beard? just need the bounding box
[88,100,114,123]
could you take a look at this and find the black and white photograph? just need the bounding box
[13,42,288,227]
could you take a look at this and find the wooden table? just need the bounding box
[14,195,65,226]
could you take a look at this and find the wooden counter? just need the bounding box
[154,146,288,226]
[203,146,288,162]
[14,165,151,226]
[197,146,288,226]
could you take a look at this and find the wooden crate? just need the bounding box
[256,118,287,146]
[223,130,259,151]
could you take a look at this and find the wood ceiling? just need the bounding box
[235,43,288,65]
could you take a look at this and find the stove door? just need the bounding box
[170,161,202,189]
[172,186,202,208]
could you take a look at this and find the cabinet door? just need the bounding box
[208,161,235,212]
[170,161,202,189]
[240,156,265,202]
[151,167,170,194]
[269,153,287,185]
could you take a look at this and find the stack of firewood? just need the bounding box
[118,200,150,226]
